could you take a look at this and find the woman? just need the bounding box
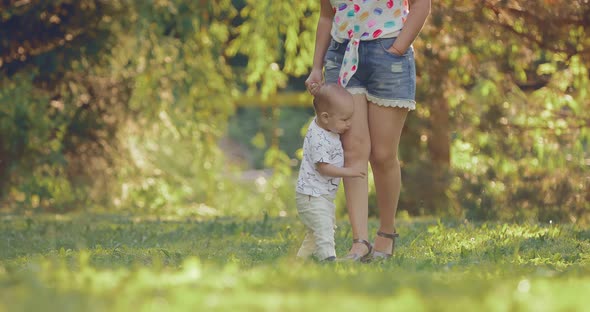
[305,0,431,261]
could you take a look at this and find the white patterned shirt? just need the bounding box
[329,0,410,86]
[296,118,344,197]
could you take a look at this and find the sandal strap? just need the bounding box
[377,231,399,240]
[352,238,373,254]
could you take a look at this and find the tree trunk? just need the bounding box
[425,62,452,215]
[428,93,450,165]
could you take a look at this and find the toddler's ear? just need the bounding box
[319,111,330,123]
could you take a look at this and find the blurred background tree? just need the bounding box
[408,0,590,221]
[0,0,588,222]
[1,0,127,211]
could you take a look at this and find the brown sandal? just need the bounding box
[339,239,373,262]
[371,231,399,260]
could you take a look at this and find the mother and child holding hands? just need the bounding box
[295,0,431,262]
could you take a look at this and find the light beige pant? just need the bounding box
[295,192,336,260]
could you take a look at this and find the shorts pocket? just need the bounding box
[379,38,406,58]
[328,39,342,51]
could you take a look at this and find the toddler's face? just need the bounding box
[326,98,353,134]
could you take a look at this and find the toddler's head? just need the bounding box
[313,84,354,134]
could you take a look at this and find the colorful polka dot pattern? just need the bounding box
[330,0,410,87]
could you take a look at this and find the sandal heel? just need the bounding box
[371,231,399,260]
[339,239,372,262]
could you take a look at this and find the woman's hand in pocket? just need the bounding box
[388,44,405,56]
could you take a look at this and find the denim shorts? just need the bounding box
[324,37,416,110]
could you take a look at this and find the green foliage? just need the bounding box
[97,1,297,217]
[1,215,590,311]
[1,1,253,215]
[0,0,121,78]
[0,70,124,211]
[1,0,589,223]
[0,1,126,211]
[228,0,318,96]
[228,107,314,168]
[410,0,590,221]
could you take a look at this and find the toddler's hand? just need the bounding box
[348,167,367,178]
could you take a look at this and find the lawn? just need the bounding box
[1,214,589,311]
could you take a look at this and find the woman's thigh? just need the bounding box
[341,94,370,157]
[368,104,408,162]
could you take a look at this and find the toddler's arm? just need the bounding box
[316,163,366,178]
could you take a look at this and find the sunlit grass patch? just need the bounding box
[1,215,589,311]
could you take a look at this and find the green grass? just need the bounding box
[1,214,589,311]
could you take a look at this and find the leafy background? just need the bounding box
[0,0,588,220]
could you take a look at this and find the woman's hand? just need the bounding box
[387,44,405,56]
[305,69,323,95]
[390,0,430,56]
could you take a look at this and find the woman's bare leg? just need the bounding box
[368,103,408,254]
[341,93,371,256]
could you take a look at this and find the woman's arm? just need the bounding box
[305,0,334,94]
[390,0,431,55]
[311,0,335,71]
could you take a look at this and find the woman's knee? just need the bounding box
[370,148,399,170]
